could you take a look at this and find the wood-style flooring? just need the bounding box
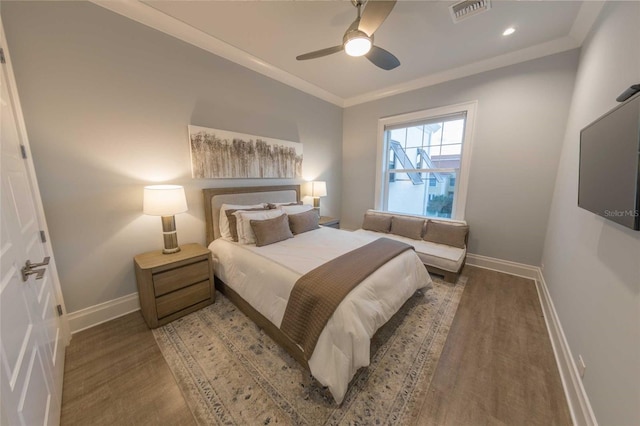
[60,310,195,425]
[416,266,571,425]
[60,266,572,425]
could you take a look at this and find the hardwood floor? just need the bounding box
[60,266,571,425]
[415,266,571,425]
[60,311,195,425]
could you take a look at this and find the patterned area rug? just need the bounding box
[153,276,466,425]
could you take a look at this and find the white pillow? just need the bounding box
[278,204,314,215]
[269,201,301,207]
[219,203,266,240]
[234,209,285,245]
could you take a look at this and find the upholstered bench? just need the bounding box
[354,210,469,283]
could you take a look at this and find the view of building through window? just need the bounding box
[385,116,465,219]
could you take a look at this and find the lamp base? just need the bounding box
[313,197,321,216]
[162,246,181,255]
[161,215,181,255]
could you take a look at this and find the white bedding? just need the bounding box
[208,227,432,403]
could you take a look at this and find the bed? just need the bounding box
[203,185,432,404]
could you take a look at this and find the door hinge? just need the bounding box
[20,145,27,159]
[0,48,5,65]
[40,230,47,243]
[56,305,63,316]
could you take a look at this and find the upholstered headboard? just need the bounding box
[203,185,301,245]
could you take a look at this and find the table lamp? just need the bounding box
[312,181,327,211]
[143,185,188,254]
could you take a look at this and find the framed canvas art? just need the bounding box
[189,125,303,179]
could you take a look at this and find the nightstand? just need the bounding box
[134,243,214,328]
[319,216,340,229]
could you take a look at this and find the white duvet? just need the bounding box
[208,226,432,403]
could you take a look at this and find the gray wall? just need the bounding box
[342,51,579,265]
[2,2,343,313]
[542,2,640,424]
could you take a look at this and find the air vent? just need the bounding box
[449,0,491,23]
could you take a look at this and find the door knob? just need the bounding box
[21,256,50,282]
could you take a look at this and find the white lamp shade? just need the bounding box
[312,181,327,197]
[143,185,188,216]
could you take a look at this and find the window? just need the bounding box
[375,101,476,220]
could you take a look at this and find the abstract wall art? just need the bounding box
[188,125,303,179]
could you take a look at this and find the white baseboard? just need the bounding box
[466,252,596,426]
[67,293,140,334]
[534,270,598,426]
[465,252,539,279]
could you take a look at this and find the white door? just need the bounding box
[0,22,68,426]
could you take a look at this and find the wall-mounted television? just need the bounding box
[578,93,640,231]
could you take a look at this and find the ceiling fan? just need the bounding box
[296,0,400,71]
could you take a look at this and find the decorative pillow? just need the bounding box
[278,204,314,215]
[225,208,268,242]
[234,209,285,245]
[390,216,425,240]
[288,209,320,235]
[362,213,392,233]
[219,203,266,240]
[423,220,469,249]
[267,201,302,209]
[250,214,293,247]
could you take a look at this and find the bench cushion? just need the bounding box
[423,220,469,249]
[354,229,466,273]
[390,216,425,239]
[362,212,392,233]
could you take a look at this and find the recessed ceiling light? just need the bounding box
[503,27,516,36]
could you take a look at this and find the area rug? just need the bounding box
[153,276,466,425]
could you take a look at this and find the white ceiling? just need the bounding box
[95,1,603,107]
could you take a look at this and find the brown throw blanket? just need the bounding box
[280,237,413,360]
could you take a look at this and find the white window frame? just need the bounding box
[374,101,477,220]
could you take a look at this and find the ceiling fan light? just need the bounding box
[344,32,372,57]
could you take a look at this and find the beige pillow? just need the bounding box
[423,220,469,248]
[390,216,425,240]
[362,213,392,233]
[226,208,268,242]
[250,214,293,247]
[234,209,285,245]
[288,209,320,235]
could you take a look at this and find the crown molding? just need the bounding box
[90,0,345,107]
[343,35,580,107]
[91,0,603,109]
[343,1,603,106]
[569,1,606,45]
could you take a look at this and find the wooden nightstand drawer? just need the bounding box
[154,260,209,296]
[156,280,211,319]
[134,243,214,328]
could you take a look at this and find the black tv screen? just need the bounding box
[578,93,640,231]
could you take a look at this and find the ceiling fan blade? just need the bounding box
[296,45,344,61]
[358,0,396,36]
[366,45,400,70]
